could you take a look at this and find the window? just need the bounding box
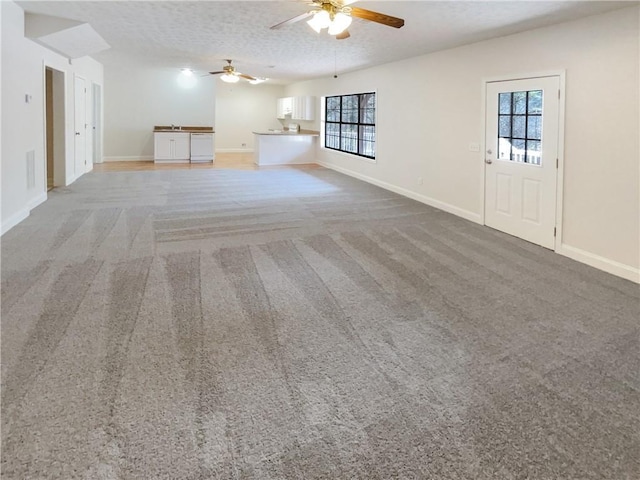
[497,90,543,165]
[325,92,376,159]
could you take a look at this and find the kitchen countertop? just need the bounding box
[154,125,214,133]
[253,129,319,136]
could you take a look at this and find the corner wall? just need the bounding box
[1,0,103,234]
[103,65,215,161]
[215,82,284,152]
[286,6,640,282]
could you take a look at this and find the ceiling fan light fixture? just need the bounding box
[328,12,352,35]
[307,9,331,33]
[220,73,239,83]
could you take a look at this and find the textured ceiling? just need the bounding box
[17,1,636,84]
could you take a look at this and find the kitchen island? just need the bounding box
[253,130,319,166]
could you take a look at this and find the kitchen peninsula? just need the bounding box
[253,130,319,166]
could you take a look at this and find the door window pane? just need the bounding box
[527,116,542,140]
[513,91,527,114]
[512,116,525,138]
[499,93,511,114]
[499,116,511,137]
[527,140,541,165]
[528,90,543,114]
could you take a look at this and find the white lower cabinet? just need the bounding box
[154,132,190,162]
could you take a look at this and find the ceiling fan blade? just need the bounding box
[335,29,350,40]
[237,73,257,81]
[208,71,225,75]
[270,11,313,30]
[350,7,405,28]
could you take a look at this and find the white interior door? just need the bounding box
[74,75,87,176]
[484,76,560,249]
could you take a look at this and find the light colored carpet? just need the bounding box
[1,166,639,479]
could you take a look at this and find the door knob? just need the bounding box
[485,159,492,164]
[75,132,80,136]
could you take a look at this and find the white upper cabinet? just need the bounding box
[276,97,292,119]
[276,96,315,121]
[292,96,315,121]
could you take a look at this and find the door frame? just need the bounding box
[42,62,67,190]
[91,82,104,164]
[73,74,88,177]
[480,70,566,251]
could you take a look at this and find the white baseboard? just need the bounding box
[1,192,48,236]
[1,208,29,235]
[316,161,482,224]
[103,156,154,162]
[216,148,254,153]
[27,192,48,210]
[557,243,639,284]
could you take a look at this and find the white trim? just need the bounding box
[103,155,153,162]
[2,193,48,236]
[1,209,30,236]
[317,160,482,224]
[65,173,78,186]
[558,243,640,284]
[319,146,377,164]
[27,192,48,211]
[484,70,568,84]
[554,72,567,253]
[215,148,253,153]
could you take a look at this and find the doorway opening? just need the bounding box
[45,66,66,189]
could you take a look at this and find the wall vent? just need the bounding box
[26,150,36,189]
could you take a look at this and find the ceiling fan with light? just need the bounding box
[208,59,265,83]
[270,0,404,40]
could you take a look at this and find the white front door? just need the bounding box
[484,76,560,249]
[74,75,87,176]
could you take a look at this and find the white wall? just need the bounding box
[215,82,284,152]
[285,6,640,283]
[1,0,103,234]
[103,66,215,161]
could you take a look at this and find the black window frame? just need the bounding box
[324,92,376,159]
[497,89,543,165]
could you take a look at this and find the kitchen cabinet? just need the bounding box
[292,96,315,121]
[154,132,190,163]
[276,97,293,119]
[276,96,315,121]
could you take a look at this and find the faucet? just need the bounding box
[171,124,176,131]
